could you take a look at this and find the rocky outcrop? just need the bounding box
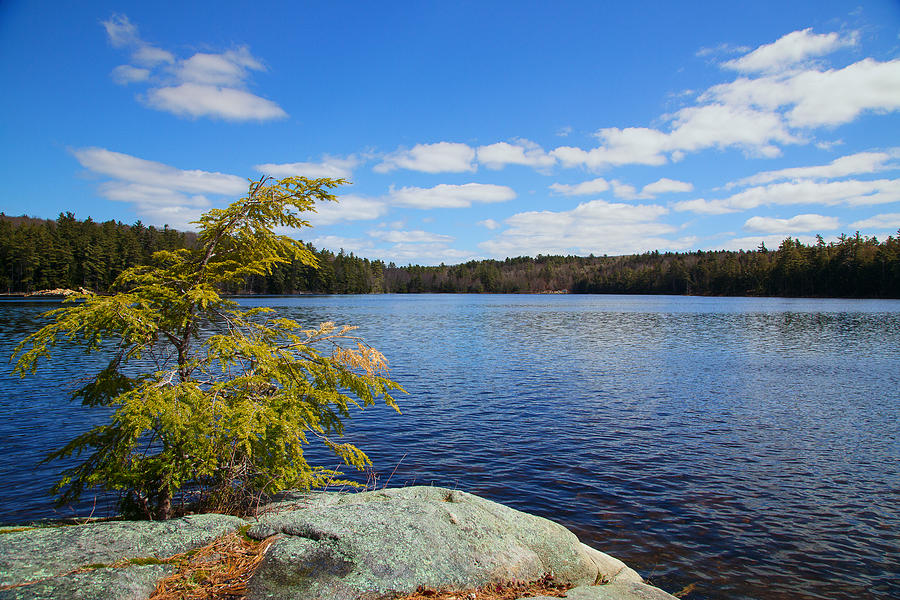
[0,487,676,600]
[246,486,675,600]
[524,583,678,600]
[0,514,247,600]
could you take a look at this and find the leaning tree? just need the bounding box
[14,176,403,519]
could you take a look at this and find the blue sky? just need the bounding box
[2,1,900,265]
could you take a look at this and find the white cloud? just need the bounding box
[102,14,173,70]
[549,178,610,196]
[388,183,515,209]
[705,58,900,128]
[480,199,689,257]
[696,43,751,59]
[72,147,248,230]
[102,14,140,48]
[97,182,211,208]
[476,139,555,170]
[132,45,174,67]
[784,58,900,127]
[611,180,639,200]
[743,213,840,233]
[595,127,674,165]
[642,178,694,195]
[111,64,150,84]
[546,30,900,170]
[145,83,287,121]
[102,14,286,122]
[73,147,246,195]
[308,235,374,255]
[730,150,898,187]
[375,243,477,266]
[666,103,799,156]
[478,219,501,230]
[176,47,263,87]
[723,28,856,73]
[375,142,476,173]
[132,205,213,232]
[101,15,175,80]
[549,176,692,200]
[330,227,475,265]
[66,148,369,238]
[849,213,900,230]
[675,178,900,214]
[369,229,454,244]
[551,127,670,169]
[815,139,844,151]
[548,146,598,169]
[551,103,798,170]
[256,155,361,179]
[307,195,388,226]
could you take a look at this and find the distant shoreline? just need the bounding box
[4,290,900,301]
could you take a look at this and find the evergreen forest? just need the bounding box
[2,213,899,298]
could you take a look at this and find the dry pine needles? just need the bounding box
[395,573,572,600]
[149,528,275,600]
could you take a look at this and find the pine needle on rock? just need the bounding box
[395,573,571,600]
[149,528,275,600]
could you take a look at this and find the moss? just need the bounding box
[127,556,169,566]
[237,523,254,542]
[0,527,36,535]
[189,569,211,583]
[0,517,119,535]
[0,522,72,535]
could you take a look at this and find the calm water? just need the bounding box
[1,294,898,600]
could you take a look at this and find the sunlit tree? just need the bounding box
[13,176,403,519]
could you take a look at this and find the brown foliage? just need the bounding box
[149,529,275,600]
[395,573,572,600]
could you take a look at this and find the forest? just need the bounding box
[2,212,899,298]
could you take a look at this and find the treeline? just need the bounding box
[239,247,387,295]
[3,213,899,298]
[0,213,196,293]
[0,212,387,295]
[382,234,900,298]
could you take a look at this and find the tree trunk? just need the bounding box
[157,488,172,520]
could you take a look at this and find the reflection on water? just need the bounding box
[1,294,898,600]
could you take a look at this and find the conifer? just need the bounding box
[13,176,403,519]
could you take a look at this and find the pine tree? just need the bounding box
[13,176,404,519]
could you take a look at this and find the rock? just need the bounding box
[0,565,172,600]
[526,582,678,600]
[0,488,677,600]
[0,514,246,599]
[247,486,676,600]
[579,544,643,585]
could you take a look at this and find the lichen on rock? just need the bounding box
[0,514,246,599]
[0,488,677,600]
[246,486,676,600]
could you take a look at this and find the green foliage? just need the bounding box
[0,212,192,294]
[258,231,900,297]
[13,176,403,520]
[376,233,900,298]
[5,207,899,298]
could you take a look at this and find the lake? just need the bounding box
[1,294,898,600]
